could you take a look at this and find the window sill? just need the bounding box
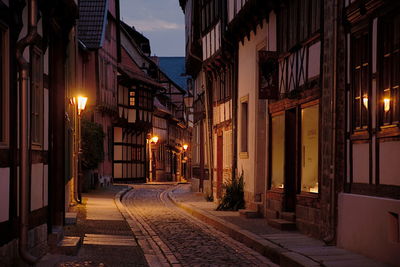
[239,152,248,159]
[350,130,370,140]
[377,125,400,138]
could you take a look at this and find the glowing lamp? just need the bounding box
[384,98,390,112]
[363,96,368,109]
[150,136,159,144]
[77,96,88,115]
[183,144,188,151]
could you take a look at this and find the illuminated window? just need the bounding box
[301,104,319,193]
[351,29,370,130]
[271,114,285,189]
[129,90,135,107]
[380,13,400,126]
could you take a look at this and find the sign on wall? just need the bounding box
[259,51,279,99]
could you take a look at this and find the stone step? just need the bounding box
[48,226,64,248]
[54,236,82,256]
[65,212,78,225]
[280,212,296,222]
[268,219,297,231]
[239,209,261,218]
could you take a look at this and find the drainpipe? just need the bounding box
[15,0,39,264]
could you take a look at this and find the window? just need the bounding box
[240,100,248,153]
[380,13,400,126]
[271,114,285,189]
[129,90,135,106]
[137,87,152,110]
[31,46,43,146]
[0,26,6,145]
[200,0,220,33]
[278,0,321,52]
[213,67,232,104]
[351,30,370,130]
[301,104,319,193]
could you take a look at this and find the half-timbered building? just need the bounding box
[338,0,400,264]
[0,0,79,264]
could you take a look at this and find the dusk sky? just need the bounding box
[119,0,185,57]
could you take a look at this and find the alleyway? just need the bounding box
[121,185,276,266]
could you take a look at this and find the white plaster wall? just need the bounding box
[352,143,369,183]
[237,19,269,195]
[43,165,48,206]
[379,141,400,186]
[0,168,10,222]
[31,163,44,211]
[338,193,400,266]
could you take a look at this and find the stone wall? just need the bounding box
[0,224,48,266]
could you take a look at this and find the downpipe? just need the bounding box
[15,0,39,264]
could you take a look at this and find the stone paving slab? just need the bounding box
[37,186,148,267]
[169,184,387,267]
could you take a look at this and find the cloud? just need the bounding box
[125,19,184,32]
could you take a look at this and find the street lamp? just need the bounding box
[74,96,88,203]
[182,144,189,182]
[149,135,159,182]
[183,144,188,151]
[77,96,88,115]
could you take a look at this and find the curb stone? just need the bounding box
[167,184,323,267]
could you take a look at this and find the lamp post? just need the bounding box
[182,144,188,182]
[75,96,87,203]
[149,135,158,182]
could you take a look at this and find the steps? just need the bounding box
[239,209,260,218]
[268,218,297,231]
[267,212,296,231]
[53,236,82,256]
[65,212,78,225]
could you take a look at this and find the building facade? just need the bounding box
[338,0,400,265]
[0,0,78,265]
[181,0,399,265]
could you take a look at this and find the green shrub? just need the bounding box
[216,171,245,211]
[81,119,105,170]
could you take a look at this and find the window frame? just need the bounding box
[378,11,400,129]
[239,95,249,156]
[0,24,8,147]
[30,45,44,148]
[350,26,371,133]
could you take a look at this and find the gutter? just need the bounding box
[15,0,39,264]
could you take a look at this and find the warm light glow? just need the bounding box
[77,96,88,115]
[309,183,319,193]
[150,136,159,144]
[183,144,188,151]
[363,96,368,109]
[384,98,390,112]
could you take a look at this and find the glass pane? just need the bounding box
[271,114,285,189]
[301,104,319,193]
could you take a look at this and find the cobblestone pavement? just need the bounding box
[122,185,277,267]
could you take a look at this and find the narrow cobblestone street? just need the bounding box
[122,185,277,266]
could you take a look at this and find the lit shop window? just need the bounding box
[271,114,285,189]
[301,104,319,193]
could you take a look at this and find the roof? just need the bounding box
[78,0,108,49]
[120,21,151,55]
[158,57,189,91]
[120,47,165,89]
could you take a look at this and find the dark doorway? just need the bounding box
[284,108,298,211]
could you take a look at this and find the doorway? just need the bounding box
[284,108,298,211]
